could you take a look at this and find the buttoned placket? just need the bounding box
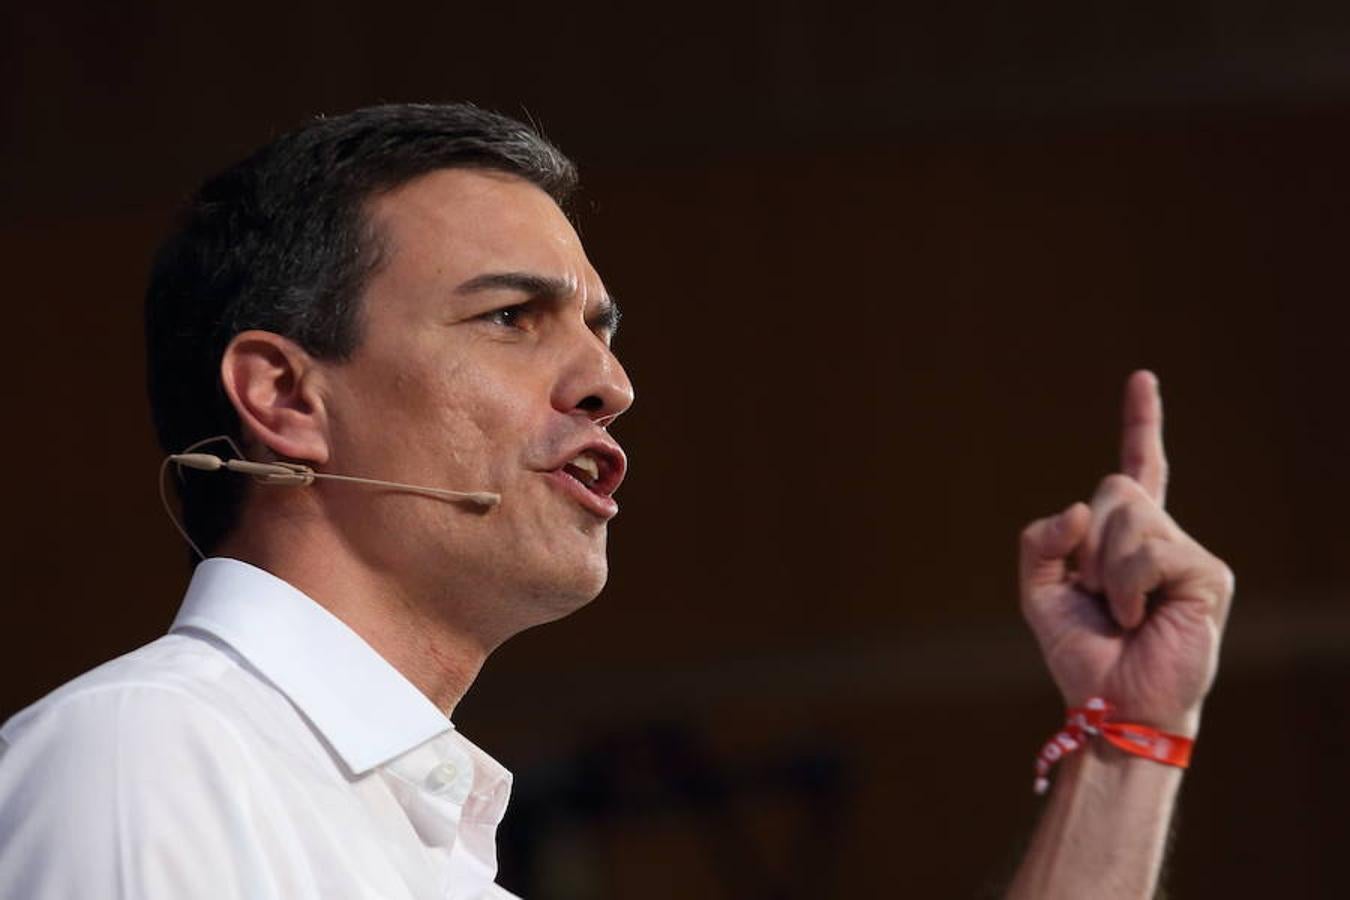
[377,730,511,899]
[381,737,475,848]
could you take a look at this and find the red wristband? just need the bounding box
[1033,697,1194,794]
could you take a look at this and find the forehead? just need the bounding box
[366,168,597,288]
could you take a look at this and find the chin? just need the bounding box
[522,556,610,624]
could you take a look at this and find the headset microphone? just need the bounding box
[160,436,500,559]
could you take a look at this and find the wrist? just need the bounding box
[1033,697,1195,794]
[1063,693,1204,738]
[1107,704,1201,740]
[1071,734,1188,800]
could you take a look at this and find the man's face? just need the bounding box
[318,169,633,627]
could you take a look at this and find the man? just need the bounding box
[0,104,1232,898]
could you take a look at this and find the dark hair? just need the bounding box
[146,103,578,555]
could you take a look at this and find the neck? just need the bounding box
[215,513,498,717]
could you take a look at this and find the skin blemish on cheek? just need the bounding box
[451,417,493,472]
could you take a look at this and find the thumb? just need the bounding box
[1019,502,1090,590]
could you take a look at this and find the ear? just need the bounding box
[220,330,330,465]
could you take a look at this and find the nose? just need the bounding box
[553,330,635,426]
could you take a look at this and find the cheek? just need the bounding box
[422,363,542,478]
[334,336,550,482]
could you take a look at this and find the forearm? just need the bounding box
[1007,740,1183,899]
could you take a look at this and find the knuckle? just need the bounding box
[1096,473,1135,500]
[1213,559,1236,597]
[1019,520,1043,550]
[1138,539,1164,571]
[1113,500,1144,531]
[1181,551,1233,613]
[1102,501,1153,555]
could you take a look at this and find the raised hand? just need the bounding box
[1018,371,1234,735]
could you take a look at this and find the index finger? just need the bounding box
[1120,369,1168,505]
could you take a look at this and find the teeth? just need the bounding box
[569,454,600,483]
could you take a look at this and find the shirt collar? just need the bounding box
[170,556,454,776]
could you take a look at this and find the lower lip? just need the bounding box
[545,470,619,520]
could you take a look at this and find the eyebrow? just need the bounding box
[455,271,622,336]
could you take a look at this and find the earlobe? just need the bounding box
[220,330,330,465]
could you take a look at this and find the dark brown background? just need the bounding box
[4,2,1349,897]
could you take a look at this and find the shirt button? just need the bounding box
[424,761,460,794]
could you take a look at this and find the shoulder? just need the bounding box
[1,632,247,752]
[0,632,291,824]
[0,637,285,898]
[0,634,264,800]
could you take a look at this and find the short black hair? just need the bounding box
[146,103,578,555]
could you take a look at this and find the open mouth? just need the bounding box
[561,453,602,491]
[547,442,626,518]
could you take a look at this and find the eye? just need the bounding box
[482,304,529,329]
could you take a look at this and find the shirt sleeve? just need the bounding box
[0,684,292,900]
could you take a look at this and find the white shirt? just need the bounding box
[0,558,520,900]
